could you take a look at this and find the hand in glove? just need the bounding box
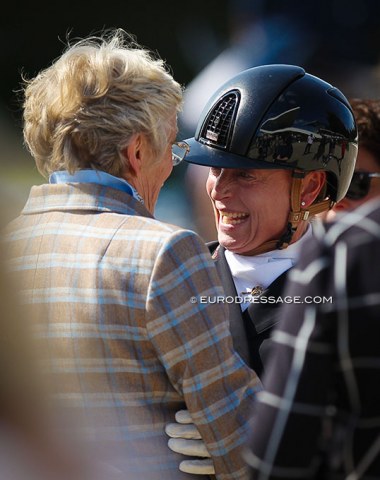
[165,409,215,475]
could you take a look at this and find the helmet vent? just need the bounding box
[200,91,239,148]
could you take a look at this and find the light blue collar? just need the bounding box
[49,169,144,204]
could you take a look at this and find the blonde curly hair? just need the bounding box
[22,29,183,178]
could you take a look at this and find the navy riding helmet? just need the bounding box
[183,64,358,202]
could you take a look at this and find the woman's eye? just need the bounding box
[238,171,253,179]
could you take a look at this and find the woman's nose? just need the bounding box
[210,170,233,200]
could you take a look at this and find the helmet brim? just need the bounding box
[183,137,294,170]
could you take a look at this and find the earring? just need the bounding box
[301,201,306,206]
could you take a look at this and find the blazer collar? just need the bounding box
[21,183,152,218]
[208,242,251,366]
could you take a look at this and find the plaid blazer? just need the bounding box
[245,198,380,480]
[4,182,261,480]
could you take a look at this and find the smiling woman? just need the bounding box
[206,168,292,253]
[183,65,357,256]
[165,64,359,477]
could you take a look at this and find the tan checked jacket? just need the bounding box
[4,182,261,480]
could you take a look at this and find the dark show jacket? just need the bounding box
[246,200,380,480]
[208,242,289,378]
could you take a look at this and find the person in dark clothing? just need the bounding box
[165,64,358,477]
[246,198,380,480]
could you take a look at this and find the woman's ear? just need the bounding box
[301,171,327,207]
[121,134,144,177]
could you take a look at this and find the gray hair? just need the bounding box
[22,29,183,178]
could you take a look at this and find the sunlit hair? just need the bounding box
[22,29,183,178]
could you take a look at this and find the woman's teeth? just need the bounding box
[220,212,248,225]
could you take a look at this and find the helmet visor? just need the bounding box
[183,137,295,170]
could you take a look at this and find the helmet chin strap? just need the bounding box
[245,169,334,256]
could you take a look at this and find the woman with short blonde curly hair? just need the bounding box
[23,29,183,181]
[4,28,260,480]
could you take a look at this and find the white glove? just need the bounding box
[165,409,215,475]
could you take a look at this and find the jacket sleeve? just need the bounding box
[145,228,262,480]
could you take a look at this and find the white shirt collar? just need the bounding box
[224,225,313,309]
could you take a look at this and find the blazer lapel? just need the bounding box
[208,242,251,366]
[244,271,289,335]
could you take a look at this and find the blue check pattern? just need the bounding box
[4,182,261,480]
